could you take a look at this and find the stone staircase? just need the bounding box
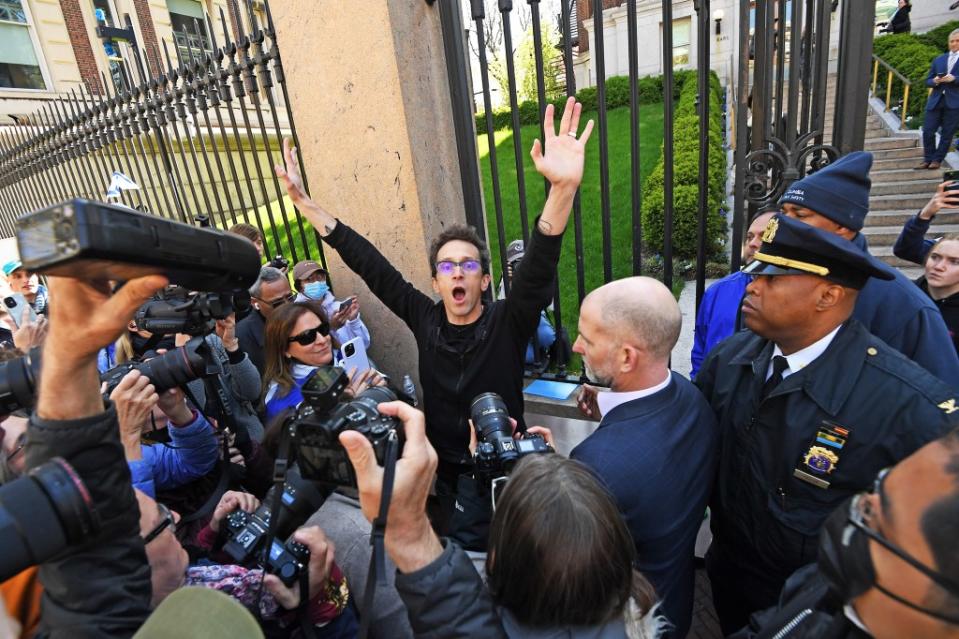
[854,113,959,277]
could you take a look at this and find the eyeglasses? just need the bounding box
[288,323,330,346]
[260,292,296,308]
[143,502,176,544]
[0,422,25,462]
[848,467,959,598]
[435,259,481,276]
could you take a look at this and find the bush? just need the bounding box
[640,72,728,261]
[917,21,959,51]
[475,69,698,134]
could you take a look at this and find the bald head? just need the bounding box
[582,277,681,361]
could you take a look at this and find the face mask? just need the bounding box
[819,495,959,626]
[304,281,329,300]
[818,497,875,601]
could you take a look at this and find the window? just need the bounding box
[0,0,46,90]
[671,17,691,68]
[92,0,125,91]
[167,0,211,62]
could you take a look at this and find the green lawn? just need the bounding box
[478,103,666,351]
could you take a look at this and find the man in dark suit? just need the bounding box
[919,29,959,170]
[536,276,718,639]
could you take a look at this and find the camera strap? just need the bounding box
[358,431,400,639]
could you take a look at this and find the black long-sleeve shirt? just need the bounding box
[324,219,562,463]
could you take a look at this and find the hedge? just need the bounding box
[640,72,728,261]
[873,24,957,127]
[476,69,699,133]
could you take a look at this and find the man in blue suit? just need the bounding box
[919,29,959,170]
[541,276,718,639]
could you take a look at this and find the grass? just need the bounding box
[248,103,668,374]
[477,103,667,353]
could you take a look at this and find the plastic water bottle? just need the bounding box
[402,374,418,407]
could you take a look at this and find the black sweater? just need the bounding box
[917,275,959,355]
[324,220,562,464]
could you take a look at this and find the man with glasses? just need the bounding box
[733,429,959,639]
[276,98,594,530]
[237,265,296,376]
[696,214,959,634]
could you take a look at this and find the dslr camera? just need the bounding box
[470,392,552,486]
[268,255,290,271]
[287,366,404,488]
[222,472,326,586]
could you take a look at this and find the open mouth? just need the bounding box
[452,286,466,303]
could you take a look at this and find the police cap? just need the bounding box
[743,214,895,290]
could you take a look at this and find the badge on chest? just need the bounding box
[793,421,848,489]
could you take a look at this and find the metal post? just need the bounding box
[592,0,613,283]
[695,0,710,309]
[626,0,642,277]
[661,0,675,290]
[833,0,875,153]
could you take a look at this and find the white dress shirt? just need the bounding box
[596,370,672,419]
[766,325,841,382]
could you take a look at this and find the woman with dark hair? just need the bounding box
[262,301,381,422]
[340,401,666,639]
[880,0,911,33]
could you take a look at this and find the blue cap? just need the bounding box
[744,214,895,289]
[2,260,22,276]
[778,151,873,231]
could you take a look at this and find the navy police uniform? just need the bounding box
[695,215,959,634]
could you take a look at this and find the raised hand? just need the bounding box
[530,96,594,191]
[275,137,309,208]
[920,180,959,220]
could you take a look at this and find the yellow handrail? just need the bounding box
[870,54,912,128]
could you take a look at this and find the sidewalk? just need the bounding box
[671,279,715,380]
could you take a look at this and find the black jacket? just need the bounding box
[916,275,959,355]
[881,5,910,33]
[236,308,267,378]
[324,220,561,463]
[695,321,958,602]
[25,403,152,637]
[729,564,870,639]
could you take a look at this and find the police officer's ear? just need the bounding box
[815,281,853,312]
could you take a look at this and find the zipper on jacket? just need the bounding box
[771,608,813,639]
[777,486,787,510]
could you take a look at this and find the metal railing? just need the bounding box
[871,54,912,128]
[0,0,323,266]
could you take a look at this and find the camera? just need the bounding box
[222,472,325,584]
[0,347,41,414]
[135,286,248,337]
[100,335,212,397]
[470,392,552,485]
[290,366,404,488]
[268,255,290,271]
[0,457,98,581]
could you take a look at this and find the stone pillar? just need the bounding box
[271,0,469,384]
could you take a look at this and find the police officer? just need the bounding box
[696,214,959,634]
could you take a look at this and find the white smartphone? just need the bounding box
[340,336,371,377]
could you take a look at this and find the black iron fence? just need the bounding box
[437,0,876,352]
[0,0,323,266]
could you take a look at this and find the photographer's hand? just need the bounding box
[215,313,239,352]
[533,97,594,236]
[275,137,339,237]
[263,526,336,610]
[13,315,47,351]
[110,370,158,460]
[208,490,260,533]
[340,401,442,573]
[156,387,194,427]
[39,275,168,421]
[329,305,350,330]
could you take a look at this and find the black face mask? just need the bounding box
[818,497,875,600]
[818,495,959,626]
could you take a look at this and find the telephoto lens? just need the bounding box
[0,457,98,581]
[470,392,517,466]
[0,347,42,414]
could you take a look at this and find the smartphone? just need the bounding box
[339,337,371,377]
[3,294,37,329]
[338,297,355,314]
[945,169,959,192]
